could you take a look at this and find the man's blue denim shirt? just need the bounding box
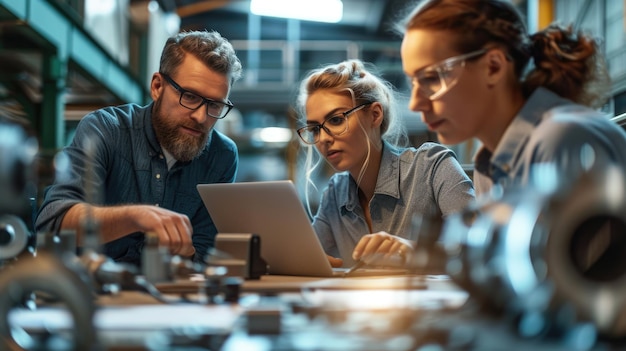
[35,103,238,266]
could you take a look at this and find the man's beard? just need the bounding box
[152,98,210,162]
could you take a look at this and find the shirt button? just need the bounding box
[159,154,164,159]
[156,173,161,179]
[155,203,159,207]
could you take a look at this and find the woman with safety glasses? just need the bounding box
[294,59,475,268]
[399,0,626,195]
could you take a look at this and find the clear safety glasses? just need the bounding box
[409,49,487,100]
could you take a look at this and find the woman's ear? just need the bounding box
[370,102,384,128]
[485,48,509,86]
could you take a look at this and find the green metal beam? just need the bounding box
[0,0,146,103]
[0,0,147,149]
[41,53,66,149]
[0,0,27,18]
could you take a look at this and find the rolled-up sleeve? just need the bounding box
[35,113,111,235]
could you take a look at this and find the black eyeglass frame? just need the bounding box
[297,101,374,145]
[160,73,234,119]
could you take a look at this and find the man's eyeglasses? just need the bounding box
[409,49,487,101]
[160,73,234,119]
[297,102,373,145]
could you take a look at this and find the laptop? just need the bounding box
[197,180,408,277]
[197,180,339,277]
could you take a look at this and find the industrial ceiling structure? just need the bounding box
[0,0,424,149]
[5,0,624,190]
[8,0,621,160]
[173,0,419,116]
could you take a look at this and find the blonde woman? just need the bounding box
[295,59,475,267]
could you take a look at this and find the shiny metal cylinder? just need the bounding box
[441,165,626,337]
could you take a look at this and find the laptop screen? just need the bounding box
[197,181,335,277]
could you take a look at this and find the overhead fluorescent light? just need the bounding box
[250,0,343,23]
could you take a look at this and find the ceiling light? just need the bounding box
[250,0,343,23]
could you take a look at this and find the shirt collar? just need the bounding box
[474,87,569,180]
[337,141,402,211]
[162,148,177,170]
[145,102,162,154]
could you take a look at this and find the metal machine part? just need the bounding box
[0,252,96,350]
[142,231,173,284]
[0,215,30,261]
[0,123,37,217]
[213,233,268,279]
[441,165,626,338]
[0,123,37,262]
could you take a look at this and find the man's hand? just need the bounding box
[63,203,196,257]
[352,231,414,262]
[129,206,195,257]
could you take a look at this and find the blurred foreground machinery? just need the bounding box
[440,164,626,348]
[280,165,626,351]
[0,122,38,264]
[2,116,626,350]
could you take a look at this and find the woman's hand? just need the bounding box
[352,231,414,262]
[327,255,344,268]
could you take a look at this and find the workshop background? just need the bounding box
[0,0,624,200]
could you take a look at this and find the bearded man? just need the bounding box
[36,31,242,266]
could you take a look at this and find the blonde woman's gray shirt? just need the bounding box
[312,141,475,267]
